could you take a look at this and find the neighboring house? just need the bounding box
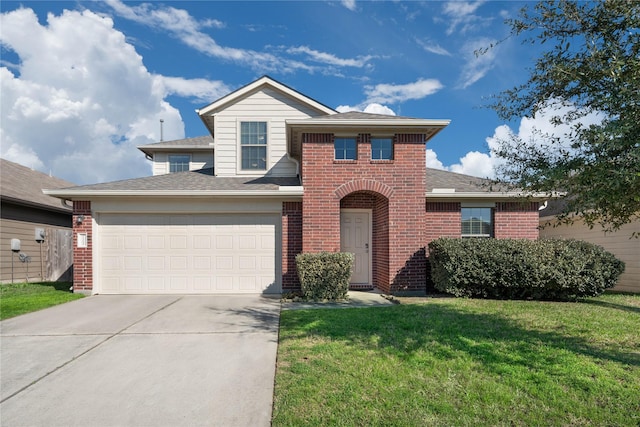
[1,159,74,283]
[45,76,543,296]
[539,203,639,293]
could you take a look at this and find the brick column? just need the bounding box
[72,201,92,294]
[282,201,302,291]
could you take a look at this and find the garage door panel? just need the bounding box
[193,256,211,270]
[148,235,166,249]
[170,277,188,291]
[98,214,279,294]
[216,235,233,249]
[148,277,167,291]
[215,276,234,291]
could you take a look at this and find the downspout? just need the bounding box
[286,152,300,178]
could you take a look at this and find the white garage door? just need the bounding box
[97,214,279,294]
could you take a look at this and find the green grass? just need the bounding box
[0,281,83,320]
[273,293,640,426]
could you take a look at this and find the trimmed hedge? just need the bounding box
[428,238,625,300]
[296,252,354,300]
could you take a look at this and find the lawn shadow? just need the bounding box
[280,302,640,372]
[579,298,640,315]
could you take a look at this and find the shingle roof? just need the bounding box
[47,167,505,194]
[425,168,490,192]
[0,158,74,212]
[51,168,300,193]
[137,136,215,155]
[317,111,418,120]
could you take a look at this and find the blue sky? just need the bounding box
[1,1,550,185]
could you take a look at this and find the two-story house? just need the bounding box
[46,76,542,295]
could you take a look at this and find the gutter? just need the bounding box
[426,191,554,201]
[43,187,304,199]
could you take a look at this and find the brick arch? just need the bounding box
[334,179,393,200]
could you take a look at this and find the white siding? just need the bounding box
[212,87,324,177]
[151,151,214,176]
[540,217,640,293]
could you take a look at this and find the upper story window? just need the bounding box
[371,137,393,160]
[334,137,357,160]
[168,155,190,173]
[240,121,267,170]
[461,207,493,238]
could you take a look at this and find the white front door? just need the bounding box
[340,210,371,285]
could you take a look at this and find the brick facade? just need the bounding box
[301,132,427,294]
[72,201,92,293]
[425,201,462,246]
[282,201,302,291]
[494,201,540,240]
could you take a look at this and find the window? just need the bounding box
[240,121,267,170]
[169,155,190,173]
[334,137,357,160]
[371,137,393,160]
[461,207,493,237]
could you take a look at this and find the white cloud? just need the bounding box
[440,100,606,178]
[287,46,373,67]
[341,0,357,11]
[458,37,497,88]
[335,103,396,115]
[416,38,452,56]
[449,151,495,178]
[364,79,444,105]
[158,77,231,104]
[105,0,312,74]
[425,149,445,170]
[442,1,489,36]
[0,7,189,184]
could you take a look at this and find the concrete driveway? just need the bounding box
[0,294,280,427]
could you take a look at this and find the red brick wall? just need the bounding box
[72,201,92,293]
[282,201,302,291]
[425,201,461,246]
[494,201,540,239]
[301,132,427,294]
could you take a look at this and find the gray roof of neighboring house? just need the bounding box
[137,136,215,156]
[47,168,300,194]
[0,158,74,213]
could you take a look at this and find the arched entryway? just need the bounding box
[339,191,389,290]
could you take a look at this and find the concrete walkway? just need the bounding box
[0,294,280,427]
[281,289,396,310]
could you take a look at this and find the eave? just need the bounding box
[426,191,555,201]
[43,187,304,200]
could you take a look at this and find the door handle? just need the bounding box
[365,243,369,253]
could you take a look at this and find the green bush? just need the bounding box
[428,238,625,300]
[295,252,354,300]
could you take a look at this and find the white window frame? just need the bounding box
[168,154,191,173]
[237,119,269,175]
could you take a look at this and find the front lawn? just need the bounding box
[273,293,640,426]
[0,281,83,320]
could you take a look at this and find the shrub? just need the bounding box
[295,252,354,301]
[428,238,625,300]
